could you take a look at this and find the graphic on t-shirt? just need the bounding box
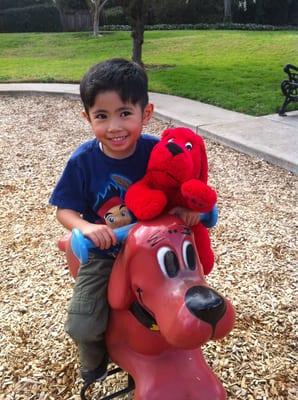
[97,197,132,229]
[94,174,134,228]
[111,174,131,191]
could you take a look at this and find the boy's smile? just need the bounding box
[83,91,153,159]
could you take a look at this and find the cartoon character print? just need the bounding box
[97,196,132,229]
[105,204,132,228]
[94,175,134,257]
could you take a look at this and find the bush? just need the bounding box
[0,0,50,10]
[99,23,298,32]
[104,6,128,26]
[0,4,61,32]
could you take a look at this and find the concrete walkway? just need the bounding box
[1,83,297,174]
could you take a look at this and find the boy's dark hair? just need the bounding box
[80,58,149,114]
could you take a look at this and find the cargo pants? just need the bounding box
[65,252,114,370]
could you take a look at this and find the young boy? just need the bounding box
[50,58,200,386]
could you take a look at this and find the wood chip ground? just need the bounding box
[0,95,297,400]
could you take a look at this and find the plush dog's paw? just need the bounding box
[181,180,217,212]
[126,189,168,220]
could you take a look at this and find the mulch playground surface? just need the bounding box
[0,95,297,399]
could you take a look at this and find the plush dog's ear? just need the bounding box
[161,127,175,140]
[108,248,134,310]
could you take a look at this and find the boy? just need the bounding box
[50,58,200,386]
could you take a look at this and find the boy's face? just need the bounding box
[83,91,153,159]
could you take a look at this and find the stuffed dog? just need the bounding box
[125,127,217,275]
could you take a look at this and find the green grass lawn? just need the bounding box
[0,30,297,115]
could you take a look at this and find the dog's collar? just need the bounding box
[129,301,159,332]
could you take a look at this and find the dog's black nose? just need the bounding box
[166,142,183,156]
[185,286,226,328]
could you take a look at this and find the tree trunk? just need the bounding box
[223,0,232,23]
[121,0,148,67]
[93,2,100,36]
[131,18,144,66]
[86,0,110,36]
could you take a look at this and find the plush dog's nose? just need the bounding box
[185,286,226,328]
[166,142,183,156]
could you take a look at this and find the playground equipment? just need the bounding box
[59,209,235,400]
[59,207,218,279]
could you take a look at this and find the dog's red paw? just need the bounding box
[181,180,217,213]
[126,189,168,220]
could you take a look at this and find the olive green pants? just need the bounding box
[65,253,114,370]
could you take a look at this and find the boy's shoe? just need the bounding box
[80,353,109,386]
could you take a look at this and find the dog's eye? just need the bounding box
[167,138,174,143]
[182,241,196,270]
[157,246,179,278]
[185,142,192,151]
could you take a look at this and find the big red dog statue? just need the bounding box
[110,215,235,399]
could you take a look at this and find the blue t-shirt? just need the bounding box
[49,134,158,225]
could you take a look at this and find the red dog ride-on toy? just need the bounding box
[62,214,235,400]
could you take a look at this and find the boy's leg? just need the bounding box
[65,253,114,373]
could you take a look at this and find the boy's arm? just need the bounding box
[57,208,116,250]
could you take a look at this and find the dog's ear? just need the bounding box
[108,248,134,310]
[197,137,208,184]
[161,127,175,140]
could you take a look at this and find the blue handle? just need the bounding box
[113,223,136,241]
[71,223,136,264]
[71,207,218,264]
[200,205,218,228]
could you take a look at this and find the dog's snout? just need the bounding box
[185,286,226,328]
[166,142,183,156]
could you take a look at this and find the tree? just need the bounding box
[120,0,198,66]
[120,0,150,66]
[85,0,110,36]
[223,0,232,22]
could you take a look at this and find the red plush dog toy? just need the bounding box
[125,127,217,275]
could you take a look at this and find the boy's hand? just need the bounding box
[56,209,117,250]
[82,223,117,250]
[169,206,200,227]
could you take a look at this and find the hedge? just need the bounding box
[0,5,61,33]
[99,23,298,32]
[0,0,51,11]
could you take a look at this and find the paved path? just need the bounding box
[1,83,297,174]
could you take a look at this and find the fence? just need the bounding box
[60,10,92,32]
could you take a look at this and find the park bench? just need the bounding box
[278,64,298,116]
